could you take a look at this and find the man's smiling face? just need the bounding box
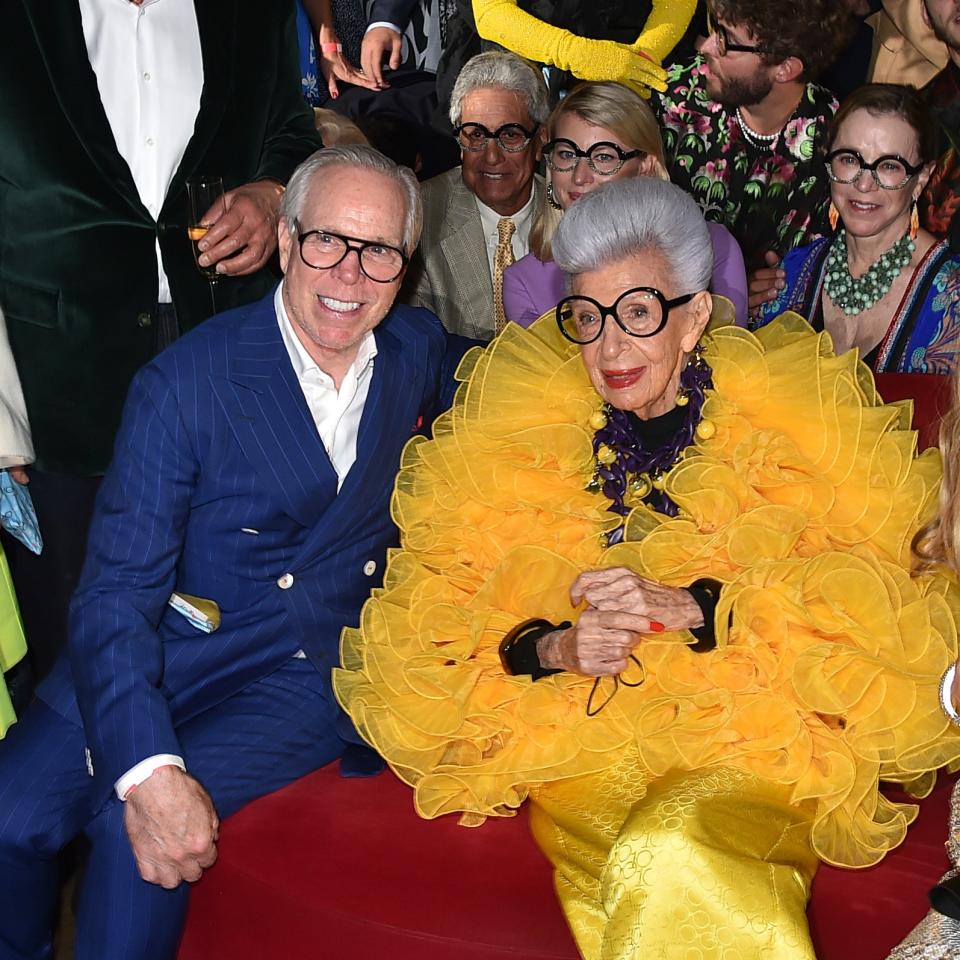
[458,86,540,216]
[278,164,407,373]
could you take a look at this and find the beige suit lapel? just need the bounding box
[418,170,546,341]
[437,178,493,340]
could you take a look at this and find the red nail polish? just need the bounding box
[649,621,665,633]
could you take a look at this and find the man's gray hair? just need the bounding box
[552,178,714,295]
[448,51,550,129]
[280,145,423,255]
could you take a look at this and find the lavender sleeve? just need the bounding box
[706,222,749,327]
[504,255,569,328]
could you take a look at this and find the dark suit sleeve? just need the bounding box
[68,361,198,791]
[255,0,324,184]
[368,0,420,25]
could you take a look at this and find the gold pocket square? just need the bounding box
[168,592,221,633]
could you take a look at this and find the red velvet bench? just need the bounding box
[178,372,956,960]
[178,764,956,960]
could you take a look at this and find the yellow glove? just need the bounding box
[473,0,695,97]
[553,34,667,96]
[633,0,698,64]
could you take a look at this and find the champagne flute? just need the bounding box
[186,175,225,315]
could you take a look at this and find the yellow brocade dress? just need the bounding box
[334,314,960,959]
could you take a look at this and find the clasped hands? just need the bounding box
[538,567,703,677]
[195,179,285,277]
[124,765,219,889]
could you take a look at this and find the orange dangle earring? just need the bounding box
[910,201,920,241]
[829,202,840,232]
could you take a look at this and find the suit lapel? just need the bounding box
[166,0,236,202]
[216,296,338,529]
[438,178,493,336]
[22,0,144,218]
[295,321,423,560]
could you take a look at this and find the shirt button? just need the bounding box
[137,312,152,328]
[277,573,294,589]
[143,72,151,81]
[363,560,377,576]
[146,137,155,147]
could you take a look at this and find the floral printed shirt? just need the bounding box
[655,57,839,271]
[921,62,960,239]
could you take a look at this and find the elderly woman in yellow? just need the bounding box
[334,177,960,959]
[471,0,695,99]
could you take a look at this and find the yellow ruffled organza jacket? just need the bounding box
[335,315,960,959]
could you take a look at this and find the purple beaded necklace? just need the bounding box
[587,350,713,539]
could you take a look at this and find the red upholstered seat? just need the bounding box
[178,765,955,960]
[874,372,952,451]
[179,371,957,959]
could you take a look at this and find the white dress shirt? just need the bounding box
[475,189,537,276]
[78,0,203,303]
[274,284,378,489]
[113,284,378,799]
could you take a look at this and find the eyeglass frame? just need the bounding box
[824,149,925,191]
[543,138,645,177]
[453,121,541,154]
[556,286,696,345]
[293,220,408,283]
[705,12,773,57]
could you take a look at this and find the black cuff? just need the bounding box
[931,874,960,920]
[686,578,723,653]
[499,619,571,680]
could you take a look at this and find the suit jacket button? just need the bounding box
[363,560,377,576]
[137,312,153,328]
[277,573,294,589]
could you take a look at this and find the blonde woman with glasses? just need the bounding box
[502,82,749,327]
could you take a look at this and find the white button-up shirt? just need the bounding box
[78,0,203,303]
[274,285,377,490]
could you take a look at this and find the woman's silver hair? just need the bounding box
[280,145,423,255]
[552,178,713,295]
[448,51,550,129]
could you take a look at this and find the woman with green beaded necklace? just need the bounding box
[756,83,960,375]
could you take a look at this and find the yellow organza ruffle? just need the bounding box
[333,313,960,867]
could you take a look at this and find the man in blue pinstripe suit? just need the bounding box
[0,144,466,960]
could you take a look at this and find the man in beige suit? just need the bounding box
[402,51,547,341]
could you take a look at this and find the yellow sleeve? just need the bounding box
[471,0,684,95]
[633,0,697,63]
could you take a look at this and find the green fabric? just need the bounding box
[0,0,323,475]
[0,547,26,737]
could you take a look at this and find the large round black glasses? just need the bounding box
[294,221,408,283]
[825,149,923,190]
[543,139,644,177]
[557,287,695,344]
[454,122,540,153]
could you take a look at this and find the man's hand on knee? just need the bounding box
[123,766,220,889]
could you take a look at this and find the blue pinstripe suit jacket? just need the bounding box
[38,289,453,803]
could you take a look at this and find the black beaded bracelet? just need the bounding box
[499,618,571,680]
[686,578,723,653]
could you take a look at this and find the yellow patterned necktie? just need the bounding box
[492,217,516,336]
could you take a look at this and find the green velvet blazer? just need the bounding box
[0,0,323,474]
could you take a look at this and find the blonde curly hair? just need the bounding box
[914,373,960,573]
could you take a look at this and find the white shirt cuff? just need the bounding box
[365,21,402,34]
[115,754,186,801]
